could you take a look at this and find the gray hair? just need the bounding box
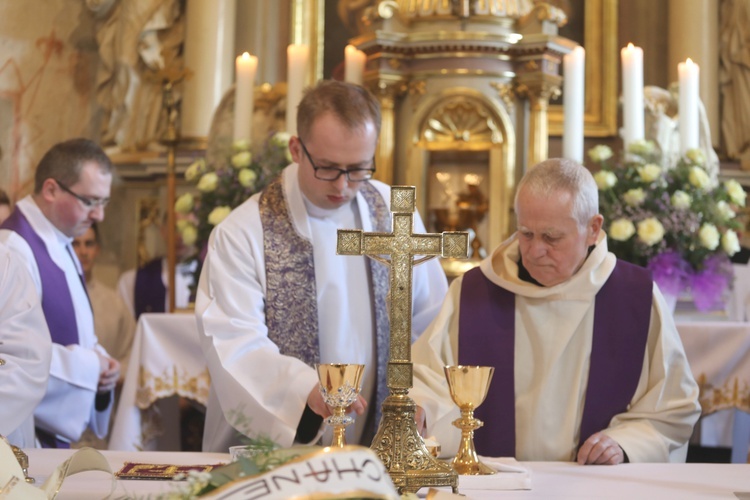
[514,158,599,229]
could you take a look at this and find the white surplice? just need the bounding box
[0,243,52,447]
[0,197,113,443]
[198,164,449,452]
[410,232,701,463]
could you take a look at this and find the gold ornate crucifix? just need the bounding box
[337,186,468,494]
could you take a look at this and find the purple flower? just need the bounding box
[647,251,691,296]
[690,253,733,311]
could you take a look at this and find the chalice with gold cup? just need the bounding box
[444,365,496,475]
[316,363,365,447]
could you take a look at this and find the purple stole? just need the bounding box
[1,208,80,346]
[135,258,166,319]
[458,260,652,457]
[259,178,391,436]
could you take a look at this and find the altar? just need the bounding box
[22,448,750,499]
[108,313,209,452]
[109,311,750,465]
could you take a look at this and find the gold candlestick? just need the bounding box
[316,363,365,447]
[445,365,496,475]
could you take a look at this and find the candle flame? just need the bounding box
[241,52,251,60]
[627,42,634,50]
[686,57,694,65]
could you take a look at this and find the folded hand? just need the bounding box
[577,431,624,465]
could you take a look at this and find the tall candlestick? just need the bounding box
[286,44,309,135]
[620,43,644,147]
[234,52,258,143]
[563,46,585,162]
[678,58,700,153]
[344,44,366,85]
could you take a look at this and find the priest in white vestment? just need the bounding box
[0,139,120,448]
[411,158,701,464]
[198,81,449,452]
[0,243,52,448]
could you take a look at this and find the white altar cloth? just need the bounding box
[676,320,750,462]
[21,449,750,499]
[108,313,209,451]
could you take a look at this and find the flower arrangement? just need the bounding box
[174,132,291,284]
[589,140,747,311]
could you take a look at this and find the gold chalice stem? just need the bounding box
[331,406,348,447]
[451,408,495,475]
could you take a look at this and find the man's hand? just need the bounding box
[96,353,120,394]
[577,432,625,465]
[306,387,367,418]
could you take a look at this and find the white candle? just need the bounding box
[563,46,585,162]
[286,44,309,135]
[620,43,644,147]
[678,58,700,153]
[344,44,366,85]
[233,52,257,143]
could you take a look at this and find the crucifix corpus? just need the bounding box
[337,186,469,494]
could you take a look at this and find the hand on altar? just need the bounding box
[577,431,625,465]
[96,353,120,393]
[306,386,368,418]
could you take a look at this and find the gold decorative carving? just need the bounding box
[419,96,503,149]
[490,81,517,113]
[136,366,211,410]
[516,1,568,28]
[696,374,750,415]
[337,186,468,494]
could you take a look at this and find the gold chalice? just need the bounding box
[444,365,496,475]
[316,363,365,447]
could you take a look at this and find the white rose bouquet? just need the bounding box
[591,141,746,311]
[176,132,291,287]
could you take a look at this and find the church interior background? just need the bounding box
[1,0,749,289]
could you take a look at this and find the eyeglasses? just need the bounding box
[298,139,375,182]
[55,179,110,209]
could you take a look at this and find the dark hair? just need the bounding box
[296,80,381,140]
[0,189,9,206]
[34,138,113,193]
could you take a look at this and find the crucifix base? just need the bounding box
[370,392,458,495]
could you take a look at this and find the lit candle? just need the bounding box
[344,44,366,85]
[286,44,309,135]
[620,43,644,147]
[678,58,700,153]
[563,46,585,162]
[233,52,258,143]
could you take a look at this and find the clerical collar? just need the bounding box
[517,245,596,287]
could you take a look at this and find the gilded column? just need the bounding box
[516,73,562,167]
[235,0,286,85]
[372,78,405,186]
[668,0,719,147]
[182,0,237,143]
[289,0,323,85]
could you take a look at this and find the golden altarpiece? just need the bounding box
[303,0,577,264]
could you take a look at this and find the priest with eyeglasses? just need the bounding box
[198,80,449,452]
[0,138,120,449]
